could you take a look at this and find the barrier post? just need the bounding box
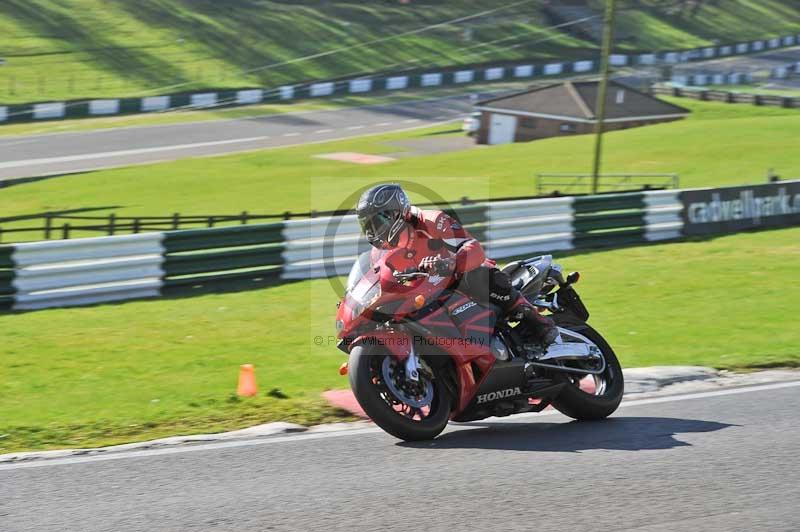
[44,214,53,240]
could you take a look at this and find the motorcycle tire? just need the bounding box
[349,346,451,441]
[549,324,624,420]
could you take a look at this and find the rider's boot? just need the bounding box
[509,294,559,347]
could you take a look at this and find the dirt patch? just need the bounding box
[313,152,396,164]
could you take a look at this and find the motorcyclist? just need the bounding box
[355,183,558,346]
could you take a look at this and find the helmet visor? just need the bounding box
[359,210,396,245]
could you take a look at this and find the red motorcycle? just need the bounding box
[335,248,624,441]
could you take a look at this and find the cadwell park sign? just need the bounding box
[681,180,800,236]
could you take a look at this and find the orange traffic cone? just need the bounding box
[237,364,258,397]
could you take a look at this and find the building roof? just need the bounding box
[475,80,690,122]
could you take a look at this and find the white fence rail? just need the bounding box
[11,233,164,310]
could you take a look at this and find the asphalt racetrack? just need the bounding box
[2,382,798,532]
[2,45,799,183]
[0,93,485,182]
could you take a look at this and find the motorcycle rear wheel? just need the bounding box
[349,346,451,441]
[549,324,624,420]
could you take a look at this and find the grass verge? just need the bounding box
[1,97,799,242]
[1,226,799,453]
[1,1,798,103]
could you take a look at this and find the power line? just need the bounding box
[131,0,543,97]
[459,15,600,57]
[2,0,560,113]
[2,4,602,123]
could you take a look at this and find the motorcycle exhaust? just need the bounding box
[527,360,605,375]
[537,342,599,361]
[528,343,606,375]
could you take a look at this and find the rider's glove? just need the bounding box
[419,256,455,276]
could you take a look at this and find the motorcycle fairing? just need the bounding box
[444,292,497,350]
[410,293,501,414]
[350,329,413,361]
[450,357,529,422]
[411,292,496,360]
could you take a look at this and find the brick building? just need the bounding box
[474,80,690,145]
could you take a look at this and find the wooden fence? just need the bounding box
[651,86,800,108]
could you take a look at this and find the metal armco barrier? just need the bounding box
[8,233,164,310]
[0,182,797,311]
[161,223,285,295]
[643,190,683,242]
[572,193,647,248]
[279,204,488,281]
[484,197,574,258]
[654,86,800,108]
[0,245,14,310]
[2,32,798,124]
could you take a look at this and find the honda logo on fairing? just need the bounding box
[476,387,522,404]
[428,274,446,286]
[452,301,477,315]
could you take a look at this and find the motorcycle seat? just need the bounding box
[501,261,534,291]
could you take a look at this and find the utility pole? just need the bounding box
[591,0,617,195]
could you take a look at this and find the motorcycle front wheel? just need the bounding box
[348,346,451,441]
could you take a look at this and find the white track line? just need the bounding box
[345,125,364,130]
[0,89,495,142]
[282,132,301,137]
[0,136,271,169]
[0,119,461,183]
[1,380,798,471]
[313,129,334,134]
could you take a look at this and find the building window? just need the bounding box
[520,117,537,129]
[560,123,576,133]
[615,89,625,104]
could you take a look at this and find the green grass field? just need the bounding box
[0,0,798,104]
[1,226,798,453]
[1,95,799,453]
[1,96,799,242]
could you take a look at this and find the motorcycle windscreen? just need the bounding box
[346,250,386,292]
[444,293,496,357]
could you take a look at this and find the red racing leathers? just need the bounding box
[377,207,487,276]
[372,207,557,343]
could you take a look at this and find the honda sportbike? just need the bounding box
[335,249,623,441]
